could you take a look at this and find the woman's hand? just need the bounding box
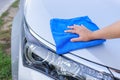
[65,24,94,42]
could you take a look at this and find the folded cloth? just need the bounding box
[50,16,106,54]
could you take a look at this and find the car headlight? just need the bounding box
[23,19,114,80]
[109,68,120,80]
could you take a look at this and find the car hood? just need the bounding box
[25,0,120,70]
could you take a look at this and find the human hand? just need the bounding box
[65,24,94,42]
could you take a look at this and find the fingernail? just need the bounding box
[74,24,77,26]
[81,24,84,26]
[70,39,74,42]
[64,30,67,32]
[67,26,70,28]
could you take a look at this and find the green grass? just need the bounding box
[0,9,9,28]
[0,48,11,80]
[0,29,11,41]
[0,30,11,80]
[1,11,9,18]
[11,0,19,8]
[0,18,4,27]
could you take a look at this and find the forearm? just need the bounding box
[91,21,120,39]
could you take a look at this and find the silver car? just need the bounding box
[11,0,120,80]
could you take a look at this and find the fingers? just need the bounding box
[71,37,83,42]
[68,24,80,29]
[67,26,74,29]
[64,29,76,33]
[64,24,92,42]
[64,24,81,33]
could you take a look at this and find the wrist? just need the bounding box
[90,31,98,40]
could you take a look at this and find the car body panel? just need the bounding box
[11,8,22,80]
[25,0,120,70]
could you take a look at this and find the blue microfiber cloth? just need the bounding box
[50,16,106,54]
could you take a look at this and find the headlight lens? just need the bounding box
[24,42,113,80]
[109,68,120,80]
[23,20,114,80]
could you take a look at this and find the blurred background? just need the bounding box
[0,0,19,80]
